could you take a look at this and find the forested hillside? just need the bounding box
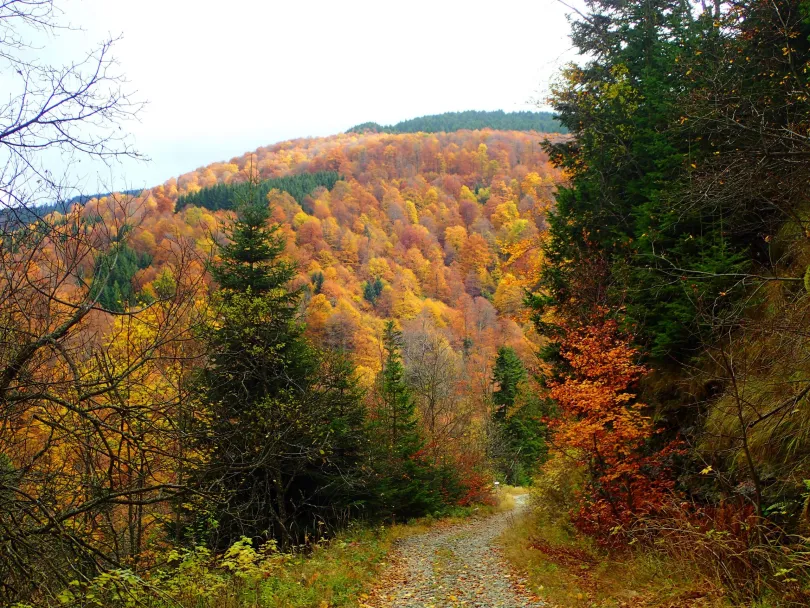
[9,0,810,606]
[104,129,562,379]
[347,110,565,134]
[520,1,810,606]
[2,125,564,604]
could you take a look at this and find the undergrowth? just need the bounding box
[498,458,728,608]
[500,508,729,608]
[501,456,810,607]
[26,503,502,608]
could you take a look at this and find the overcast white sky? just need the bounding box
[55,0,577,190]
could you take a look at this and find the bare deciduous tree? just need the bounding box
[0,3,212,604]
[402,313,469,457]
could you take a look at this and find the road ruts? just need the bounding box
[367,495,545,608]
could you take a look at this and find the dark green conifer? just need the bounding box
[490,347,546,485]
[193,174,366,549]
[369,320,445,517]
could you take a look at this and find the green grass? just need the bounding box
[257,525,395,607]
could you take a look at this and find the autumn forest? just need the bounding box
[5,1,810,607]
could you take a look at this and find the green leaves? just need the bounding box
[176,171,341,211]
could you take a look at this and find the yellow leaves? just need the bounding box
[405,200,419,224]
[293,211,312,227]
[700,466,714,475]
[520,171,543,197]
[392,289,422,320]
[493,276,529,322]
[368,257,393,281]
[422,186,439,208]
[421,299,450,327]
[491,201,520,230]
[459,185,477,203]
[306,294,333,337]
[444,225,468,253]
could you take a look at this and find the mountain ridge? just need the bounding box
[346,109,565,135]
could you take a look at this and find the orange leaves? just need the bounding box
[459,233,492,273]
[548,313,677,541]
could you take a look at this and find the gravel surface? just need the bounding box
[367,495,545,607]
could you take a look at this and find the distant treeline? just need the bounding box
[176,171,341,211]
[65,189,143,206]
[347,110,566,135]
[0,189,143,227]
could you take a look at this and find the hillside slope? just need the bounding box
[69,129,565,391]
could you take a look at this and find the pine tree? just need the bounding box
[537,0,748,362]
[490,347,546,485]
[369,320,445,517]
[212,189,296,296]
[379,321,419,451]
[492,347,526,422]
[194,175,366,549]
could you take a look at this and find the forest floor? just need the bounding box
[365,493,545,608]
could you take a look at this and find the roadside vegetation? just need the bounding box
[44,500,514,608]
[522,0,810,605]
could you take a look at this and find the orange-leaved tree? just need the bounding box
[549,312,678,540]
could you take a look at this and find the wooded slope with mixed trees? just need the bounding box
[530,0,810,605]
[7,0,810,606]
[0,68,562,602]
[347,109,566,134]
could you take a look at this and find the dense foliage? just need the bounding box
[367,321,450,517]
[1,123,561,604]
[535,0,810,602]
[347,110,566,134]
[490,346,547,486]
[191,178,367,549]
[175,171,340,211]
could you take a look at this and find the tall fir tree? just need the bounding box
[490,347,546,485]
[193,174,366,549]
[537,0,748,363]
[369,320,447,517]
[379,321,421,451]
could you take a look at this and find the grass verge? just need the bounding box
[264,490,517,607]
[53,501,506,608]
[498,508,729,608]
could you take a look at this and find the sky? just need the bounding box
[51,0,577,190]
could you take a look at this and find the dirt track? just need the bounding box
[367,495,545,607]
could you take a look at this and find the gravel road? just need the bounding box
[367,495,544,607]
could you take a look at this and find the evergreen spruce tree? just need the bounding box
[369,320,445,517]
[537,0,748,363]
[492,347,527,423]
[379,321,420,451]
[490,347,546,485]
[194,174,366,549]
